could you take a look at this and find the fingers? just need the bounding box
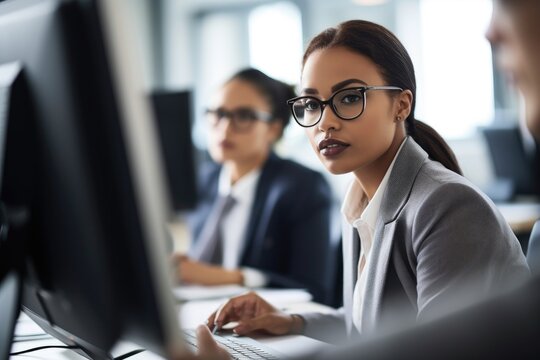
[214,292,255,329]
[213,300,232,330]
[206,309,218,331]
[195,325,230,360]
[171,253,190,283]
[207,300,235,331]
[233,316,267,336]
[170,252,188,264]
[206,291,261,331]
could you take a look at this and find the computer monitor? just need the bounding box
[150,90,198,212]
[482,124,540,201]
[0,0,187,358]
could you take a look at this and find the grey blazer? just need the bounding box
[301,137,530,343]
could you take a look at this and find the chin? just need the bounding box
[323,162,351,175]
[526,116,540,140]
[208,151,225,163]
[525,99,540,140]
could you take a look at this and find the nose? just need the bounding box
[484,6,500,46]
[317,105,341,134]
[213,115,234,135]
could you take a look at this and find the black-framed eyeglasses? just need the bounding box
[286,86,403,128]
[205,107,274,132]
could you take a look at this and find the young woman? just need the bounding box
[205,20,529,343]
[173,68,341,306]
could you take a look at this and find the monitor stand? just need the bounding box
[0,270,21,360]
[0,201,24,360]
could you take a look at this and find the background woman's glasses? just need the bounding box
[206,107,274,132]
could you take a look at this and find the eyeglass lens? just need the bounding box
[207,108,259,130]
[292,88,365,126]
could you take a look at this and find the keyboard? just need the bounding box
[182,329,284,360]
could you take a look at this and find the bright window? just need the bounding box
[248,2,303,85]
[417,0,494,139]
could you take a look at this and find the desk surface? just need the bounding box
[497,202,540,234]
[10,292,333,359]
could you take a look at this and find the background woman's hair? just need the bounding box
[227,68,296,137]
[302,20,462,175]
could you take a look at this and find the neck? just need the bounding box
[354,132,405,200]
[226,152,269,184]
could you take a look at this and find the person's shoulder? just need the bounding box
[412,159,498,217]
[264,155,331,196]
[197,160,221,185]
[263,156,334,208]
[416,159,481,195]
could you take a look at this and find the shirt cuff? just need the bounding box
[240,267,268,288]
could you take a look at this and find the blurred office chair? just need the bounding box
[527,220,540,274]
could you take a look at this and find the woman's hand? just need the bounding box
[171,254,243,285]
[174,325,230,360]
[207,291,304,336]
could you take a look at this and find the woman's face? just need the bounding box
[300,46,409,176]
[486,0,540,139]
[207,79,281,166]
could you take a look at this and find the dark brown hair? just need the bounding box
[303,20,462,175]
[227,68,296,139]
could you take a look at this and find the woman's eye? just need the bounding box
[236,109,256,121]
[340,94,361,104]
[304,100,321,111]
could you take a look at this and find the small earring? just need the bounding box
[396,116,401,122]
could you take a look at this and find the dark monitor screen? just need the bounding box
[482,124,540,201]
[0,0,187,358]
[150,90,198,212]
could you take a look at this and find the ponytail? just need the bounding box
[407,119,462,175]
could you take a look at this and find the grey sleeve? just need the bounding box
[295,308,348,344]
[411,182,530,322]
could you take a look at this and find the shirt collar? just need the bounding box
[218,165,262,203]
[341,138,407,229]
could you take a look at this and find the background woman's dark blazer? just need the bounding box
[187,152,342,306]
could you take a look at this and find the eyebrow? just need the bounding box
[301,78,368,95]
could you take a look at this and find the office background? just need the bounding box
[127,0,532,203]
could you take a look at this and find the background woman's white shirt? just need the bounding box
[218,166,268,287]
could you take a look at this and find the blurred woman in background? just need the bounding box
[173,68,341,306]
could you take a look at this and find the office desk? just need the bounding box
[10,292,333,359]
[497,202,540,235]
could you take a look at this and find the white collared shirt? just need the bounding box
[218,166,267,287]
[341,138,406,333]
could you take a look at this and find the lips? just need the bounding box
[219,139,234,149]
[318,138,350,156]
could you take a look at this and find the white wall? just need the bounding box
[158,0,512,195]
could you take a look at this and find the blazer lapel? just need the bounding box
[240,153,279,264]
[187,163,220,258]
[361,137,428,333]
